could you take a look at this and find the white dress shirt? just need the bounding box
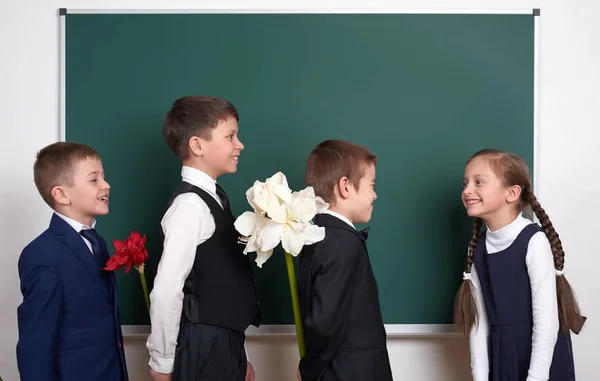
[146,166,244,374]
[55,212,96,255]
[469,214,559,381]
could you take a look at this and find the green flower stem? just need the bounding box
[137,265,151,317]
[285,251,305,358]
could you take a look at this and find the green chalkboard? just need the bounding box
[64,12,535,326]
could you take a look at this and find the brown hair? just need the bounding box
[304,140,377,203]
[33,142,101,208]
[454,149,584,335]
[163,95,239,160]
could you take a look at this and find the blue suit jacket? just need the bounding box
[16,213,128,381]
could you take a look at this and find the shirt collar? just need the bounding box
[181,166,217,195]
[486,212,525,234]
[486,213,531,245]
[323,209,355,230]
[55,212,96,232]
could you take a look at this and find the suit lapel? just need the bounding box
[50,214,113,303]
[100,236,118,306]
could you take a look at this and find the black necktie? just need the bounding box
[215,183,234,220]
[359,226,370,241]
[80,228,112,294]
[80,228,107,268]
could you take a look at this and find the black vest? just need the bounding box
[161,181,261,332]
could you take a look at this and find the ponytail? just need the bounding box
[524,187,586,333]
[454,217,483,335]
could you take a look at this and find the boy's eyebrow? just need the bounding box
[86,170,101,176]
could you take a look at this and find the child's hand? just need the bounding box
[245,361,256,381]
[149,368,173,381]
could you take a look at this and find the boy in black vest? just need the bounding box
[147,96,261,381]
[297,140,393,381]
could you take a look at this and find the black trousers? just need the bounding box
[173,322,247,381]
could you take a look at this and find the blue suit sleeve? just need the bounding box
[16,248,62,381]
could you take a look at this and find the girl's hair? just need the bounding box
[454,149,584,335]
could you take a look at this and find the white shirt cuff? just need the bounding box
[472,369,489,381]
[526,375,546,381]
[149,355,175,374]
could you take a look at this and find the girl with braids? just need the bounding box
[454,149,585,381]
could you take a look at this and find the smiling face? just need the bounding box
[192,116,244,179]
[348,163,377,224]
[462,156,510,220]
[462,154,527,231]
[53,157,110,226]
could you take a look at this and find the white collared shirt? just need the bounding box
[146,166,227,373]
[469,214,559,381]
[55,212,97,255]
[323,209,355,229]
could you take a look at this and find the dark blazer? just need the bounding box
[298,213,393,381]
[16,213,128,381]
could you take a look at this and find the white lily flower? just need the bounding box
[265,172,293,205]
[234,211,275,267]
[245,172,292,223]
[235,173,329,267]
[289,187,329,223]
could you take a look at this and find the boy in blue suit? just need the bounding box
[16,142,128,381]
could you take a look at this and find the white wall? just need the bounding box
[1,0,598,380]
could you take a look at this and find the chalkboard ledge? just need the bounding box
[122,324,461,339]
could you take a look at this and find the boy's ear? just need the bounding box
[336,176,352,200]
[51,186,71,206]
[188,136,204,157]
[505,184,522,204]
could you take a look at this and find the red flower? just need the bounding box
[104,231,149,273]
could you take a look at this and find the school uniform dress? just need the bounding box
[146,167,261,381]
[298,211,393,381]
[470,214,576,381]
